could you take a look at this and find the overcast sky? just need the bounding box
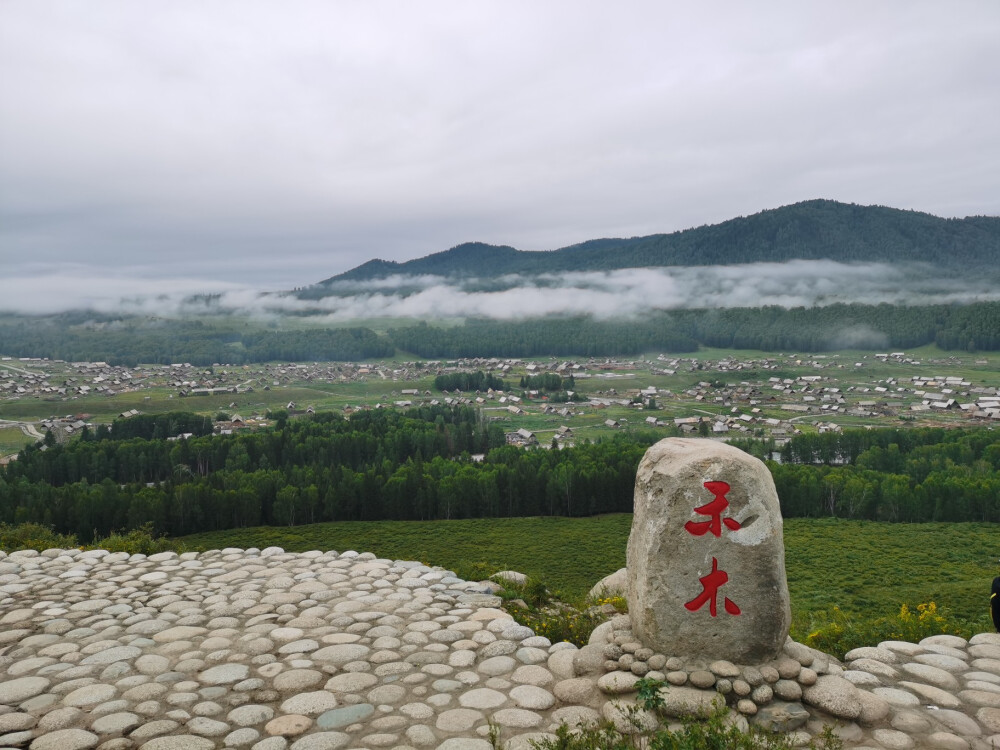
[1,1,999,309]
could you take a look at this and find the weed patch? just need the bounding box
[523,679,845,750]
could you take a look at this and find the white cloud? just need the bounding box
[4,261,996,319]
[0,268,251,315]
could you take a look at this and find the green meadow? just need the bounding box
[0,426,31,455]
[179,515,997,636]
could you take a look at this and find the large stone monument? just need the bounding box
[627,438,791,664]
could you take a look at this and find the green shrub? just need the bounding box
[92,523,184,555]
[506,606,606,647]
[487,573,610,647]
[450,560,502,584]
[0,522,183,556]
[588,592,628,613]
[801,602,982,659]
[495,576,552,608]
[0,522,78,552]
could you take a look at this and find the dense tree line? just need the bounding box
[387,303,1000,357]
[4,301,1000,365]
[519,373,574,391]
[0,407,649,540]
[389,318,700,357]
[767,428,1000,522]
[2,412,999,541]
[239,329,393,362]
[773,427,1000,470]
[0,316,393,367]
[675,303,1000,352]
[98,412,214,441]
[5,407,500,489]
[433,371,507,392]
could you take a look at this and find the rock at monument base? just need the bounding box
[587,621,613,647]
[597,671,641,695]
[801,675,862,720]
[856,690,891,725]
[656,685,726,718]
[627,438,791,663]
[601,699,659,733]
[588,567,628,600]
[752,700,810,732]
[572,644,606,677]
[492,570,528,586]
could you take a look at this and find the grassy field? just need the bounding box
[181,515,633,600]
[179,515,997,635]
[0,426,30,456]
[0,383,415,424]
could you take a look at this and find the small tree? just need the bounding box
[274,485,300,526]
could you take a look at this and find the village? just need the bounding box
[1,349,998,460]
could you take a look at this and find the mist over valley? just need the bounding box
[3,201,999,323]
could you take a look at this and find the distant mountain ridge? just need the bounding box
[319,200,1000,286]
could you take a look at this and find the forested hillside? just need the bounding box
[322,200,1000,284]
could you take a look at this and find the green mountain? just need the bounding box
[320,199,1000,285]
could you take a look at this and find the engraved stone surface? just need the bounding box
[627,438,791,662]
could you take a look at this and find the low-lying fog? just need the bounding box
[3,261,998,320]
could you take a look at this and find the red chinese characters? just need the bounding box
[684,557,741,616]
[684,480,740,537]
[684,481,741,617]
